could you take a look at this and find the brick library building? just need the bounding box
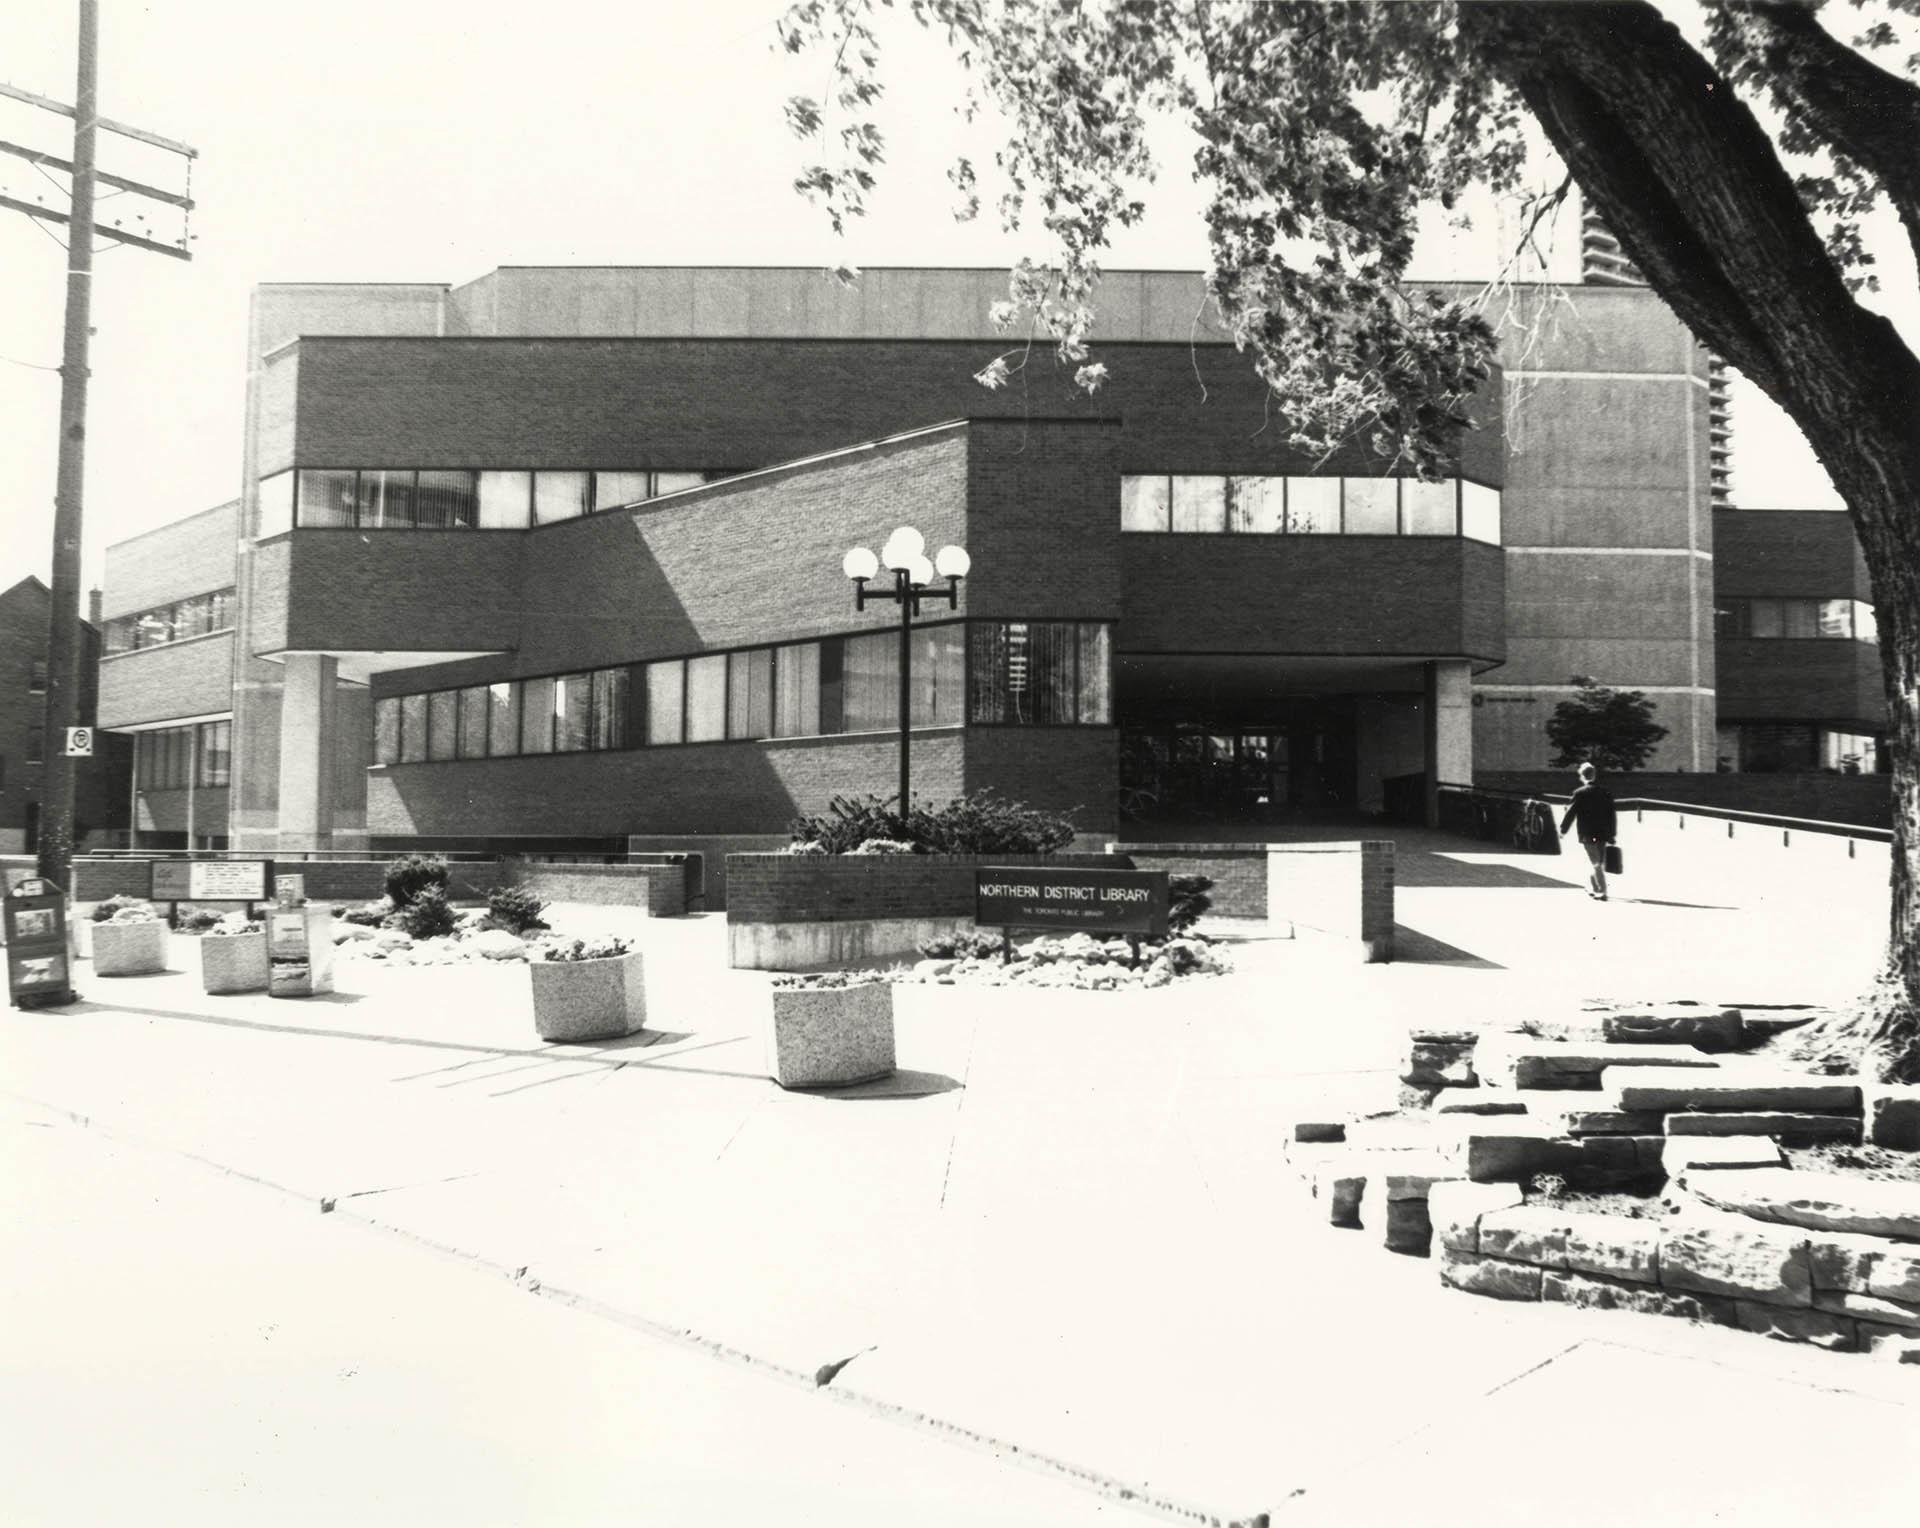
[88,263,1886,858]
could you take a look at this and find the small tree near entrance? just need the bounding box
[1544,677,1670,774]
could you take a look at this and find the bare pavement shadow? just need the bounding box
[1390,925,1506,969]
[790,1068,964,1100]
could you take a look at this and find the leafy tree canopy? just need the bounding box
[1545,676,1672,773]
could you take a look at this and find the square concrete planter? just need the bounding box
[91,920,168,977]
[199,931,269,995]
[767,981,896,1089]
[529,950,646,1043]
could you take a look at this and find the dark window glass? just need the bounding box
[591,667,630,749]
[840,631,897,732]
[198,720,232,787]
[686,655,727,742]
[910,624,964,726]
[375,698,401,765]
[359,470,417,530]
[457,685,490,759]
[818,639,845,735]
[208,588,236,630]
[26,727,43,764]
[728,649,774,740]
[520,676,555,754]
[555,673,592,752]
[487,682,519,756]
[1749,598,1783,638]
[134,608,175,649]
[416,470,478,530]
[1715,599,1744,641]
[104,617,135,655]
[1078,623,1112,723]
[400,694,428,763]
[297,469,357,528]
[28,659,46,693]
[428,690,458,761]
[1781,599,1818,639]
[774,644,821,737]
[647,662,684,745]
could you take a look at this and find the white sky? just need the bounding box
[1,0,1912,597]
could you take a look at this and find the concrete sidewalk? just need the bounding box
[4,838,1911,1524]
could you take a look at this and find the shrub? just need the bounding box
[91,894,155,923]
[917,929,1008,959]
[772,969,887,989]
[384,853,450,908]
[486,885,549,934]
[205,917,264,937]
[177,908,225,933]
[849,837,917,855]
[539,935,633,963]
[788,790,1075,856]
[339,898,392,927]
[1167,875,1215,936]
[394,885,457,940]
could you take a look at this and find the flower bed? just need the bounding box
[906,931,1229,990]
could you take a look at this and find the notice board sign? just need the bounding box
[975,867,1169,939]
[150,859,273,904]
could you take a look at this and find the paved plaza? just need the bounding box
[3,822,1913,1524]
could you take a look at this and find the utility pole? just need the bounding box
[0,0,196,891]
[36,0,99,892]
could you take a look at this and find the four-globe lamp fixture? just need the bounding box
[841,526,970,818]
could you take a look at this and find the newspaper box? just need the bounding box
[6,877,77,1009]
[267,883,335,998]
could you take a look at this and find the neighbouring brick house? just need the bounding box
[0,576,130,853]
[94,263,1732,855]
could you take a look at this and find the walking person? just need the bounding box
[1558,761,1618,900]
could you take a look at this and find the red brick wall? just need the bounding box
[1110,845,1270,918]
[98,636,235,729]
[290,337,1505,489]
[99,502,239,621]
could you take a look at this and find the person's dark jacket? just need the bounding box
[1559,783,1617,843]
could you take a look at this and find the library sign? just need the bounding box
[974,867,1169,939]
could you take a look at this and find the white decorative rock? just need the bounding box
[529,951,645,1044]
[767,981,895,1090]
[468,930,530,961]
[199,931,268,995]
[91,920,167,977]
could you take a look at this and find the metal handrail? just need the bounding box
[1435,780,1892,844]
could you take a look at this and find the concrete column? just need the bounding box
[275,654,337,851]
[1422,659,1474,827]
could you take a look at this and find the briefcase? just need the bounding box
[1604,844,1624,876]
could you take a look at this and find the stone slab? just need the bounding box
[1438,1252,1542,1302]
[1735,1301,1857,1351]
[1807,1230,1892,1293]
[1664,1112,1862,1144]
[1492,1042,1723,1092]
[1381,1154,1460,1201]
[1658,1209,1812,1307]
[1384,1196,1433,1256]
[1864,1085,1920,1152]
[1456,1122,1662,1187]
[1541,1269,1734,1326]
[1857,1322,1920,1362]
[1433,1091,1528,1116]
[1665,1136,1786,1175]
[1293,1121,1347,1143]
[1867,1244,1920,1303]
[1477,1206,1570,1270]
[1563,1210,1663,1285]
[1313,1161,1367,1228]
[1403,1037,1476,1088]
[1610,1070,1863,1115]
[1426,1181,1524,1254]
[1559,1109,1666,1136]
[1812,1289,1920,1331]
[1684,1167,1920,1241]
[1600,1007,1745,1052]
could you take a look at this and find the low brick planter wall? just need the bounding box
[726,851,1131,970]
[507,860,691,917]
[1107,843,1268,918]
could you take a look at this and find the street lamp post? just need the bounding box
[843,527,970,820]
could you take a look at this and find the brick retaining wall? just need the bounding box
[727,852,1129,925]
[1106,844,1268,918]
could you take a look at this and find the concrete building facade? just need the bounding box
[96,266,1720,851]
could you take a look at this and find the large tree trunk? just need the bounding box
[1464,2,1920,1077]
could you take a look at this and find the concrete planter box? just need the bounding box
[199,932,269,995]
[91,920,168,977]
[767,981,895,1089]
[529,950,646,1043]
